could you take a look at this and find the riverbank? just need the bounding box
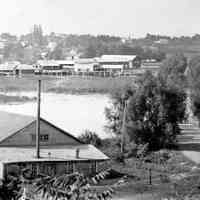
[0,94,36,104]
[0,76,136,94]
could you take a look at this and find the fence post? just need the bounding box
[149,168,152,185]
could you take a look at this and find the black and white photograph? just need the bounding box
[0,0,200,199]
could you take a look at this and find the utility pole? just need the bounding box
[36,79,41,158]
[121,100,127,154]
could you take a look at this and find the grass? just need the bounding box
[0,75,137,95]
[99,139,200,199]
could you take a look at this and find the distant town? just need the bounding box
[1,25,200,79]
[0,55,161,77]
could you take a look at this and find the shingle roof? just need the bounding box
[0,111,35,142]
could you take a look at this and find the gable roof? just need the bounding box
[0,111,35,142]
[0,111,82,144]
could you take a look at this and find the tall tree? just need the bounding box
[105,71,186,151]
[188,56,200,122]
[159,52,187,88]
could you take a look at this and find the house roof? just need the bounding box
[0,111,109,165]
[0,111,35,142]
[0,144,109,164]
[0,111,83,145]
[16,64,35,70]
[0,63,18,71]
[37,60,59,67]
[56,60,75,65]
[75,58,97,64]
[98,55,137,63]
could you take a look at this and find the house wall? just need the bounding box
[74,63,94,72]
[4,160,103,179]
[20,69,35,74]
[0,119,81,146]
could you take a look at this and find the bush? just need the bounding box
[78,130,102,147]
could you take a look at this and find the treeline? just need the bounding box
[3,25,200,64]
[0,25,167,64]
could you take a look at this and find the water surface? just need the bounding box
[0,92,111,138]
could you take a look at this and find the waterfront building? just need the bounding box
[0,111,109,180]
[95,55,141,74]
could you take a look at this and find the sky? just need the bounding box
[1,0,200,37]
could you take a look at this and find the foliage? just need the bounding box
[78,130,102,147]
[105,71,186,151]
[159,52,187,88]
[21,171,114,200]
[0,175,21,200]
[188,56,200,122]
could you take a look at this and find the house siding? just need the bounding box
[4,160,102,179]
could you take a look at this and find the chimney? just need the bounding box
[76,148,80,158]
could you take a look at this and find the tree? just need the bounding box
[105,71,186,151]
[31,24,46,47]
[159,52,187,88]
[188,56,200,122]
[47,42,65,60]
[78,130,102,147]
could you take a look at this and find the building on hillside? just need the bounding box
[177,123,200,150]
[0,61,20,76]
[140,61,162,76]
[74,58,98,72]
[0,111,109,180]
[57,60,75,75]
[95,55,141,75]
[36,60,62,75]
[16,64,35,75]
[154,39,169,45]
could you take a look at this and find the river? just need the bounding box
[0,92,112,138]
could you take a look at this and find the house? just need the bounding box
[36,60,62,75]
[57,60,75,75]
[16,64,35,75]
[0,111,109,180]
[177,123,200,151]
[140,61,162,76]
[74,58,98,72]
[96,55,141,74]
[0,61,20,76]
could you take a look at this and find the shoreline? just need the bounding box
[0,76,136,95]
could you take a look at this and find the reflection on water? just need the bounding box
[0,92,111,138]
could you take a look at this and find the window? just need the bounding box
[31,134,49,142]
[40,134,49,141]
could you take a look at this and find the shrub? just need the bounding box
[78,130,102,147]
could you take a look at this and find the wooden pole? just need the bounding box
[36,79,41,158]
[149,168,152,185]
[121,100,127,153]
